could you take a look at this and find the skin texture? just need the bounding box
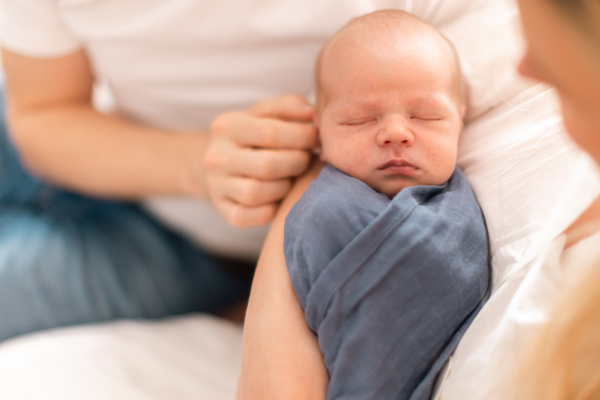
[316,20,465,198]
[1,48,317,228]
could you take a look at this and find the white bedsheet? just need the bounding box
[0,315,242,400]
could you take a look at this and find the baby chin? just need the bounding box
[368,170,449,199]
[368,176,420,199]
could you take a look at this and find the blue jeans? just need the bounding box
[0,90,251,342]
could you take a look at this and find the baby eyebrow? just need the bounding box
[411,94,454,109]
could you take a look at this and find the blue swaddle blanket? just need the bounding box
[284,164,489,400]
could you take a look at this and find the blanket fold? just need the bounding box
[284,165,489,400]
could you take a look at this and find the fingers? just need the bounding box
[205,94,318,227]
[212,112,318,150]
[217,199,278,228]
[206,174,292,227]
[231,148,310,180]
[249,93,315,122]
[223,176,292,207]
[204,138,311,180]
[235,148,310,179]
[204,139,309,227]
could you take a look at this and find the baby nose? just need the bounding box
[376,117,414,147]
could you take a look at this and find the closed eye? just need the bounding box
[341,119,377,126]
[410,116,444,121]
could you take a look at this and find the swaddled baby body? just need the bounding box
[284,10,489,400]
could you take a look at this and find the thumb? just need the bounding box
[249,94,315,122]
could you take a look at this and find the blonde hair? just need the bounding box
[516,259,600,400]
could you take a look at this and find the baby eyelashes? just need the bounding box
[339,115,446,126]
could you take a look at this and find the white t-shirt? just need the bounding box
[0,0,421,259]
[441,229,600,400]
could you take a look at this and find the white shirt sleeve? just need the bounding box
[0,0,81,58]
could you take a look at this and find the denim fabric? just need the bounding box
[0,89,250,342]
[285,164,490,400]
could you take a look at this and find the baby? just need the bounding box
[284,10,489,400]
[315,9,465,198]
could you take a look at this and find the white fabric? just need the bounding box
[0,0,81,57]
[450,230,600,400]
[437,86,600,399]
[2,0,600,398]
[0,315,243,400]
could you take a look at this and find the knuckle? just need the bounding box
[211,114,233,136]
[256,99,275,115]
[283,93,304,105]
[249,98,273,117]
[203,149,217,168]
[239,179,261,205]
[203,146,223,168]
[227,205,249,228]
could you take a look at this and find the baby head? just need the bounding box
[314,10,466,198]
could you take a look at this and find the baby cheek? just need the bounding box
[327,140,371,178]
[344,148,374,180]
[426,139,458,184]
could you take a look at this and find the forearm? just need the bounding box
[2,47,208,200]
[238,160,328,400]
[7,102,208,199]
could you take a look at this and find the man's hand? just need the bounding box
[204,94,318,227]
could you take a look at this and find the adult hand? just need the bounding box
[204,94,318,227]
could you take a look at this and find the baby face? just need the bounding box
[316,26,465,198]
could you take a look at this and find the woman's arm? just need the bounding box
[2,48,317,227]
[238,160,329,400]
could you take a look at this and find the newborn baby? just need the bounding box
[315,9,464,198]
[285,10,489,400]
